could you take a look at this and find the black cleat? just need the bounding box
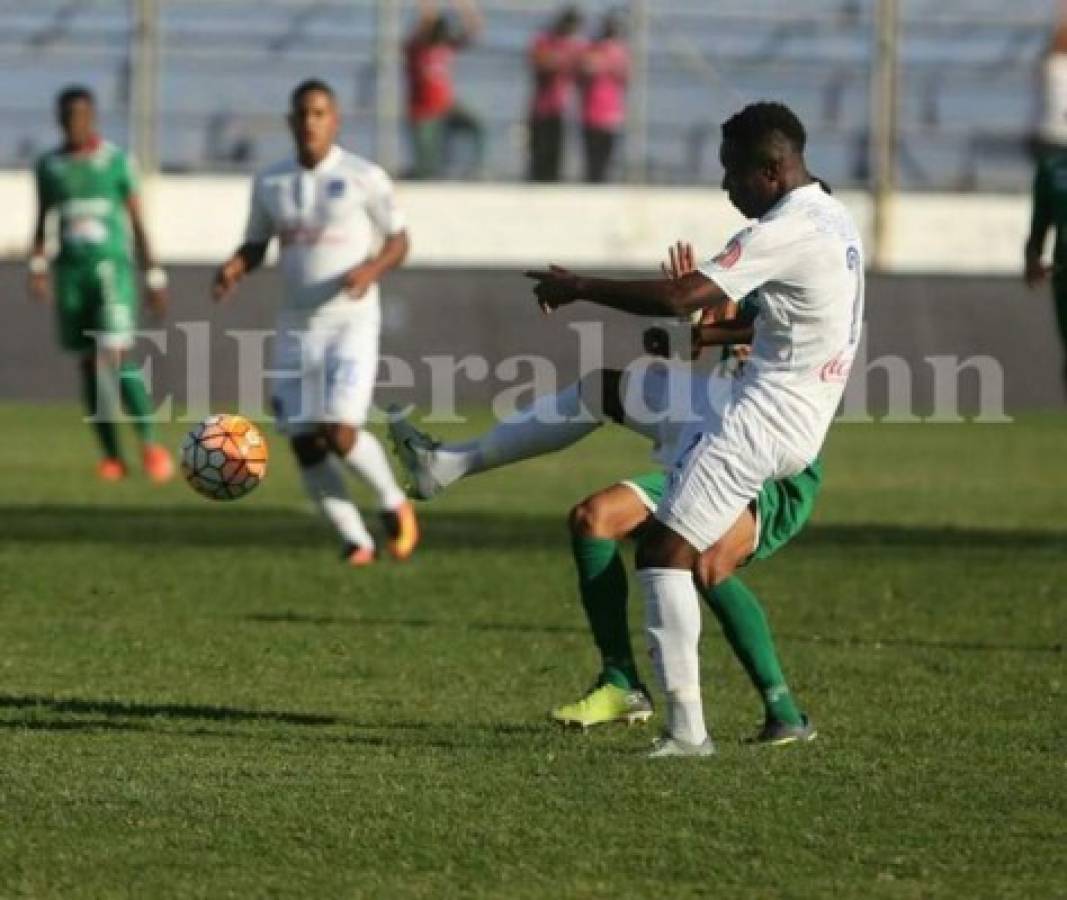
[748,714,817,747]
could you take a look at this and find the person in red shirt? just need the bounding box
[405,0,484,179]
[527,6,586,182]
[579,12,629,183]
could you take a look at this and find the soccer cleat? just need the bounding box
[96,457,128,482]
[647,733,717,759]
[142,443,175,483]
[381,501,419,561]
[748,714,818,747]
[550,682,654,729]
[341,544,376,568]
[387,410,445,500]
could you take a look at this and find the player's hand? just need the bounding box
[524,265,581,314]
[343,263,379,300]
[1024,256,1049,288]
[27,272,51,305]
[212,258,245,302]
[660,241,696,281]
[146,286,168,319]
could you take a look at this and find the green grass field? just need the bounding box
[1,404,1064,898]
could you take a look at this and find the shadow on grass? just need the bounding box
[246,611,585,635]
[781,633,1064,655]
[2,504,1067,553]
[0,693,551,751]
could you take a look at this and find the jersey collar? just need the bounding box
[299,145,342,174]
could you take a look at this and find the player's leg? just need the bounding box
[55,263,125,476]
[636,421,775,757]
[292,430,376,566]
[550,480,655,728]
[322,422,418,561]
[274,320,377,565]
[389,369,620,499]
[94,258,173,482]
[1051,276,1067,388]
[322,314,418,560]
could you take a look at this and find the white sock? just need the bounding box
[343,431,407,510]
[429,382,601,487]
[300,458,375,550]
[638,567,707,745]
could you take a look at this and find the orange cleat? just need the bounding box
[342,544,376,568]
[382,500,419,561]
[142,443,175,484]
[96,457,128,482]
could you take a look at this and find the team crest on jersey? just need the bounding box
[327,178,346,199]
[712,228,750,269]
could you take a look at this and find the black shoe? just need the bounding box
[748,714,817,747]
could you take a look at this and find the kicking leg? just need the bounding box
[389,370,622,499]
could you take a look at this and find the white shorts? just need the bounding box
[619,363,734,468]
[655,404,808,553]
[271,304,380,435]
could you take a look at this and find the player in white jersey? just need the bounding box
[213,79,418,566]
[528,102,864,757]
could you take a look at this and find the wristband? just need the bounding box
[145,266,168,291]
[28,255,48,276]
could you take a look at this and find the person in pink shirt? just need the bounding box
[527,6,586,182]
[580,11,629,183]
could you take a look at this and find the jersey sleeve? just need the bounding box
[243,175,275,244]
[365,165,406,237]
[698,224,790,302]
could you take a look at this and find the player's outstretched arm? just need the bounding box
[213,242,268,302]
[525,265,729,319]
[344,230,410,299]
[27,164,51,304]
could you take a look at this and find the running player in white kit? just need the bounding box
[214,79,418,566]
[528,102,864,756]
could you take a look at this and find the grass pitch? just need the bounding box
[0,404,1064,898]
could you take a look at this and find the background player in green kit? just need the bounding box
[1025,145,1067,390]
[27,85,174,483]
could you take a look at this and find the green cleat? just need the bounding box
[550,682,654,729]
[647,733,716,759]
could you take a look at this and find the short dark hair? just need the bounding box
[290,79,336,110]
[56,85,94,114]
[721,101,807,162]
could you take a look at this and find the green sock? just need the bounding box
[702,576,803,726]
[80,361,121,460]
[571,535,641,690]
[119,362,157,443]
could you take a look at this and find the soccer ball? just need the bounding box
[180,414,268,501]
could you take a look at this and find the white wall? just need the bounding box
[0,171,1031,275]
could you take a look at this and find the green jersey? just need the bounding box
[35,140,138,266]
[1029,149,1067,268]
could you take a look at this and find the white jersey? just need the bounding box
[699,182,864,462]
[243,145,406,315]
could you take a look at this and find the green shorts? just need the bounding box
[54,257,138,353]
[621,459,823,562]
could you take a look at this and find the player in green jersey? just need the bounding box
[28,86,173,482]
[1025,146,1067,389]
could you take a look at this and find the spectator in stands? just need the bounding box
[405,0,485,180]
[1036,9,1067,156]
[527,6,585,182]
[579,11,629,183]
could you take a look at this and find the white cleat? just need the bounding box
[387,408,446,501]
[647,733,716,759]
